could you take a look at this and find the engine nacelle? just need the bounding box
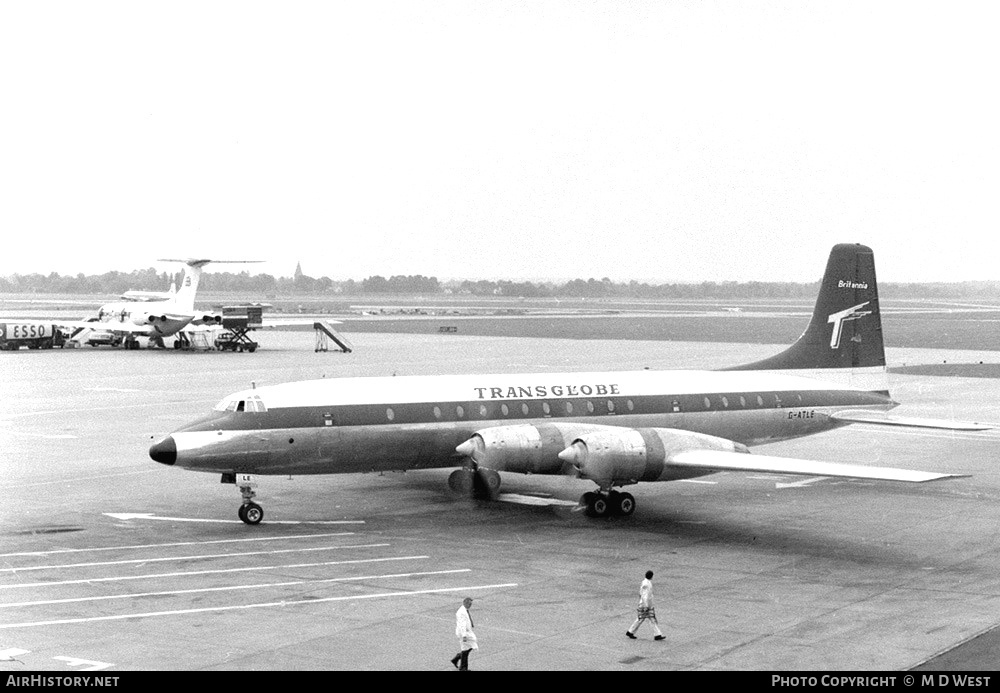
[133,313,167,326]
[558,428,749,486]
[456,422,612,475]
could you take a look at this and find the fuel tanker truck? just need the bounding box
[0,322,66,350]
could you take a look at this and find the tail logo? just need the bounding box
[827,302,872,349]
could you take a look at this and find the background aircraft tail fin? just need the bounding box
[725,243,885,371]
[158,259,262,312]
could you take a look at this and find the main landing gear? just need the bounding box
[580,489,636,518]
[223,472,264,525]
[448,465,502,500]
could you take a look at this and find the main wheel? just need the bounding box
[473,468,502,500]
[448,469,475,494]
[615,492,636,516]
[582,492,610,518]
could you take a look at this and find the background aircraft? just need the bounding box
[2,258,341,351]
[60,258,257,348]
[150,244,989,524]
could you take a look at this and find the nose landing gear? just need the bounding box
[223,472,264,525]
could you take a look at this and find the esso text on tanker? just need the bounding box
[0,323,54,340]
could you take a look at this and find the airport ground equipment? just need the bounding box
[0,322,66,350]
[314,321,353,352]
[211,305,263,352]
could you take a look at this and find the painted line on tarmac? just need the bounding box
[104,512,365,525]
[0,532,355,558]
[0,399,218,420]
[0,543,390,573]
[0,569,473,609]
[5,431,78,439]
[0,532,360,559]
[0,582,520,630]
[3,470,158,489]
[497,493,579,507]
[0,555,430,590]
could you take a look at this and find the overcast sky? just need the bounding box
[1,1,997,284]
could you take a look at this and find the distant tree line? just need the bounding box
[1,269,997,300]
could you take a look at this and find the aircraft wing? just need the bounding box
[830,410,992,431]
[255,318,343,329]
[42,319,151,335]
[668,449,965,483]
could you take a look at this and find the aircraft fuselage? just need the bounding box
[151,368,894,477]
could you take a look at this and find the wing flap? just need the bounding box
[831,410,991,431]
[669,449,965,483]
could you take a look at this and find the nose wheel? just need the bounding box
[232,473,263,525]
[238,502,264,525]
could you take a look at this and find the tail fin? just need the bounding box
[158,259,263,313]
[726,243,885,371]
[170,259,212,312]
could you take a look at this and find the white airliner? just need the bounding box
[52,259,254,348]
[20,258,337,350]
[150,244,989,524]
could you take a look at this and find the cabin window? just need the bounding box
[756,395,764,407]
[456,405,465,418]
[586,401,594,414]
[739,396,747,408]
[627,399,635,411]
[433,406,442,420]
[774,395,783,408]
[607,400,615,413]
[386,407,395,421]
[722,397,729,408]
[479,404,488,417]
[796,394,803,404]
[501,404,509,416]
[565,401,574,414]
[521,403,529,415]
[703,397,711,409]
[542,402,551,415]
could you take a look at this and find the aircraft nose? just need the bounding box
[149,436,177,466]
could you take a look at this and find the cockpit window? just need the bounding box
[213,395,267,413]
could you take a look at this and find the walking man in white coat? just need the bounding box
[451,597,478,670]
[626,570,665,641]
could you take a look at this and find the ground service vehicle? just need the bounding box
[0,322,66,350]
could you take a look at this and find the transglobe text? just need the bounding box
[474,384,622,400]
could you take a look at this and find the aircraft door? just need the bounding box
[246,431,271,470]
[240,396,271,470]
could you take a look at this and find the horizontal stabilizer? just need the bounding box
[830,410,992,431]
[669,449,965,483]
